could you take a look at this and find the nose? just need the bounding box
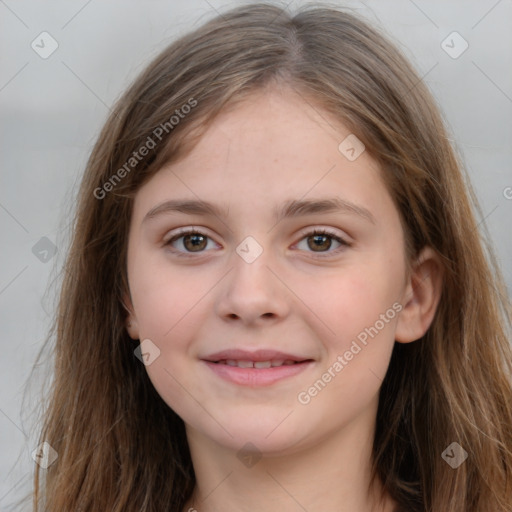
[215,244,290,326]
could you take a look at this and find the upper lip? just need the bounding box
[202,349,313,363]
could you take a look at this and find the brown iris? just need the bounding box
[182,233,207,252]
[308,233,332,252]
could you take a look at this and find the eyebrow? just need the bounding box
[143,197,376,225]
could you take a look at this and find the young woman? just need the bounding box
[27,3,512,511]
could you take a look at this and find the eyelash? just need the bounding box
[163,227,350,259]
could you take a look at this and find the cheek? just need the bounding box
[129,254,207,340]
[304,266,400,404]
[129,260,211,424]
[295,271,398,424]
[312,265,400,346]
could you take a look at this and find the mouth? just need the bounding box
[201,349,315,386]
[210,359,310,368]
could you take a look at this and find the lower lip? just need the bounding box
[203,361,314,386]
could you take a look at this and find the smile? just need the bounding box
[202,359,314,386]
[213,359,301,368]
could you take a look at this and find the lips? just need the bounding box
[203,349,312,366]
[201,349,314,386]
[216,359,298,368]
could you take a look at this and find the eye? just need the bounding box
[163,228,216,257]
[163,227,350,258]
[293,228,350,258]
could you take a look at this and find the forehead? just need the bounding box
[131,88,395,227]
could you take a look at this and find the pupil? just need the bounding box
[310,234,330,251]
[185,234,206,251]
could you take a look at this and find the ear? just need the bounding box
[395,246,443,343]
[122,291,140,340]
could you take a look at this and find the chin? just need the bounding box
[187,412,313,456]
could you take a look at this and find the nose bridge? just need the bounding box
[232,233,278,295]
[217,233,288,322]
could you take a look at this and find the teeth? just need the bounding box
[254,361,272,369]
[216,359,299,368]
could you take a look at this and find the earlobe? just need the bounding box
[125,318,140,340]
[122,292,140,340]
[394,246,444,344]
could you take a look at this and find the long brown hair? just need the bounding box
[22,3,512,511]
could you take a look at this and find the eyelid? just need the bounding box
[295,225,351,243]
[162,226,213,244]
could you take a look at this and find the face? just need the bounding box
[125,87,410,456]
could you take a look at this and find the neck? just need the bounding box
[182,398,395,512]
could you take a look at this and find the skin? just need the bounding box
[124,85,443,512]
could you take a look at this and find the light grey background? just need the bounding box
[1,0,511,509]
